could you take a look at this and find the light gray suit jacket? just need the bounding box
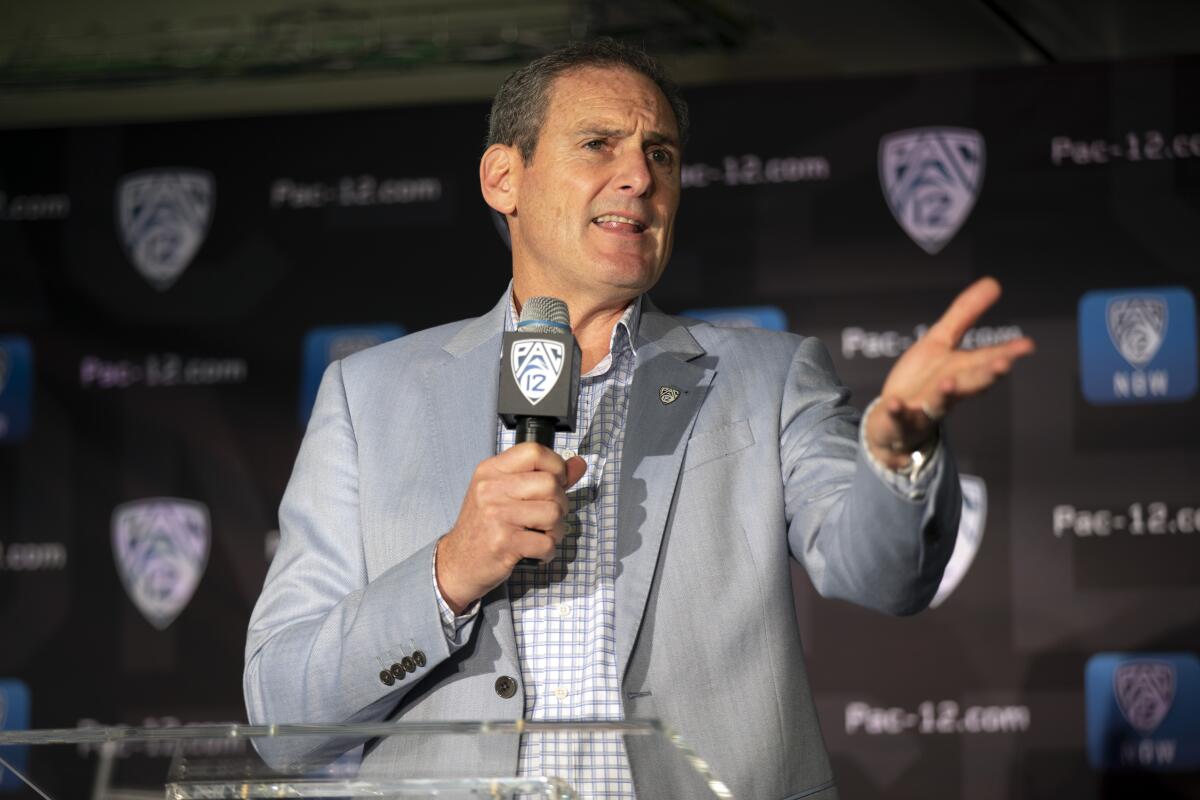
[244,293,960,800]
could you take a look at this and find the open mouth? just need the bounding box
[592,214,646,234]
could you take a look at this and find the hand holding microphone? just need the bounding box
[434,297,585,613]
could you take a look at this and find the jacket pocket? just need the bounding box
[682,418,755,472]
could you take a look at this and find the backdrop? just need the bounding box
[1,55,1198,799]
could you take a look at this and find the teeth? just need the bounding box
[594,214,644,228]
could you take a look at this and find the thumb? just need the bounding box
[564,455,587,488]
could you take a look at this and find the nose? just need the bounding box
[613,148,653,197]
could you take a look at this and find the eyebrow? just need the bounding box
[575,126,680,149]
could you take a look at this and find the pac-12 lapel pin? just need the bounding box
[659,386,681,405]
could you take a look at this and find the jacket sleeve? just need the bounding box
[243,360,476,764]
[780,337,961,615]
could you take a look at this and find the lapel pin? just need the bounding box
[659,386,681,405]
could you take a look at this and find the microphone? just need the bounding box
[498,297,582,566]
[498,296,581,447]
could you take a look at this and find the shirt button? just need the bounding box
[557,603,572,618]
[495,675,518,699]
[554,687,569,701]
[560,449,577,460]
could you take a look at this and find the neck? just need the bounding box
[512,282,635,374]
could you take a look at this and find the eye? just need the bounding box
[583,139,605,151]
[649,147,674,166]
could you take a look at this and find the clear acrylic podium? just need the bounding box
[0,720,732,799]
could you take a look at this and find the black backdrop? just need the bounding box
[1,56,1198,799]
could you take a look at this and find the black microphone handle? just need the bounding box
[515,416,557,448]
[515,416,557,567]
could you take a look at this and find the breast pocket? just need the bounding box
[682,418,756,472]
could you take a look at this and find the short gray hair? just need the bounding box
[486,39,689,162]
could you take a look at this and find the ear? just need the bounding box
[480,143,519,215]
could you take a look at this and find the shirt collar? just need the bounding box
[503,284,643,370]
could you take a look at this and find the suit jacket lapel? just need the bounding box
[428,293,520,661]
[616,302,715,681]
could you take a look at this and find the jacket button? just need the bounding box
[401,656,417,673]
[390,662,407,679]
[413,650,427,668]
[379,669,395,686]
[495,675,518,699]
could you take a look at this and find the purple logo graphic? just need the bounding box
[1115,661,1176,734]
[112,498,210,629]
[116,169,215,291]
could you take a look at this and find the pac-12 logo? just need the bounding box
[511,339,565,405]
[879,127,985,255]
[112,498,210,630]
[681,306,788,331]
[299,324,405,425]
[116,168,215,291]
[1086,652,1200,771]
[1078,287,1197,404]
[0,679,31,789]
[0,336,33,444]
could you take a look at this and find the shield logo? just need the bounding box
[116,168,215,291]
[659,386,681,405]
[880,127,985,255]
[1107,296,1167,369]
[929,474,987,608]
[1114,661,1176,734]
[511,338,565,405]
[112,498,211,630]
[0,348,8,396]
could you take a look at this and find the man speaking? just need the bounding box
[245,39,1034,800]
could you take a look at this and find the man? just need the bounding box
[245,40,1034,799]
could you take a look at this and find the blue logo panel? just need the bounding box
[0,336,33,444]
[0,679,31,791]
[682,306,788,332]
[299,324,404,426]
[1085,652,1200,772]
[1078,287,1197,404]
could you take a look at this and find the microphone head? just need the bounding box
[517,296,571,334]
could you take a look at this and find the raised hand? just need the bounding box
[864,277,1035,470]
[435,443,587,613]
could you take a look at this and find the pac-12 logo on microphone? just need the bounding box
[879,127,985,255]
[112,498,210,630]
[511,339,565,405]
[116,168,215,291]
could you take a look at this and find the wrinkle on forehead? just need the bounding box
[547,67,678,141]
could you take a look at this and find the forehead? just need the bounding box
[543,66,678,137]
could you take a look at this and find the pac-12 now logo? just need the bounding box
[0,679,31,789]
[0,336,33,444]
[299,324,405,425]
[511,339,564,405]
[681,306,788,331]
[879,127,985,255]
[116,168,215,291]
[112,498,210,630]
[1086,652,1200,771]
[1078,287,1197,404]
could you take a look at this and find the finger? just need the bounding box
[504,471,565,505]
[925,276,1002,348]
[513,529,558,563]
[503,499,564,533]
[564,455,587,488]
[494,442,569,485]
